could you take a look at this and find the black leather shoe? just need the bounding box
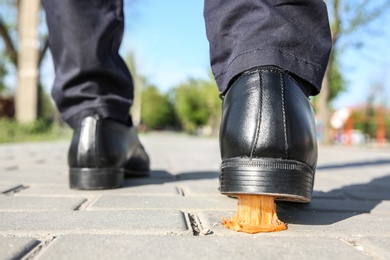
[219,67,317,202]
[68,116,150,190]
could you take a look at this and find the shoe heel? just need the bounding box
[70,168,124,190]
[220,158,314,202]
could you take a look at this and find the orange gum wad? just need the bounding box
[223,194,287,233]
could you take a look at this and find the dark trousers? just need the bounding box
[43,0,331,128]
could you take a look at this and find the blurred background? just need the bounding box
[0,0,389,146]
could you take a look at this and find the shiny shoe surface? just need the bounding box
[68,116,150,190]
[219,68,317,202]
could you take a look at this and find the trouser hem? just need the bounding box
[215,48,325,96]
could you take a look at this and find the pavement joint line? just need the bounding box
[340,237,374,258]
[24,236,56,260]
[2,185,29,195]
[74,198,90,211]
[176,186,185,196]
[4,166,18,171]
[74,196,100,211]
[186,212,202,236]
[1,237,42,260]
[0,230,191,237]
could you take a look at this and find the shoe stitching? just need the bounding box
[227,68,283,95]
[94,116,99,167]
[221,159,314,173]
[250,70,263,159]
[280,73,288,159]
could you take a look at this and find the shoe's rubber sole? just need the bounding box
[220,158,314,202]
[70,168,124,190]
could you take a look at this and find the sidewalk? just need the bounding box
[0,132,389,259]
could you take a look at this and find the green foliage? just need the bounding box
[0,119,71,143]
[324,0,390,103]
[174,75,221,134]
[329,52,346,102]
[38,84,56,120]
[312,51,346,108]
[0,57,7,93]
[326,0,390,41]
[175,79,209,131]
[140,86,175,129]
[386,116,390,140]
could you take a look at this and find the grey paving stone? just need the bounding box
[360,236,390,259]
[15,164,68,172]
[123,175,218,188]
[0,210,189,235]
[0,153,15,161]
[0,236,40,260]
[0,163,19,171]
[278,198,384,214]
[0,169,67,184]
[317,146,390,166]
[315,169,390,187]
[313,177,350,192]
[141,133,220,174]
[313,169,390,193]
[0,156,65,167]
[371,201,390,215]
[18,184,180,196]
[0,135,390,259]
[198,210,390,237]
[36,235,369,260]
[0,143,67,172]
[89,195,236,210]
[180,182,220,196]
[280,212,390,235]
[0,196,86,211]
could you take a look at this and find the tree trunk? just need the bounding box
[15,0,40,123]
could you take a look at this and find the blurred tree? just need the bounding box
[37,83,55,121]
[364,81,383,137]
[126,52,143,126]
[200,72,222,136]
[175,79,208,133]
[312,51,345,110]
[141,86,175,130]
[328,52,346,102]
[0,56,7,93]
[318,0,390,144]
[174,75,221,135]
[0,0,49,122]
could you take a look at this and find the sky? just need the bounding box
[40,0,390,110]
[40,0,210,94]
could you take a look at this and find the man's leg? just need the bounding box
[204,0,332,201]
[43,0,133,128]
[43,0,149,190]
[204,0,331,95]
